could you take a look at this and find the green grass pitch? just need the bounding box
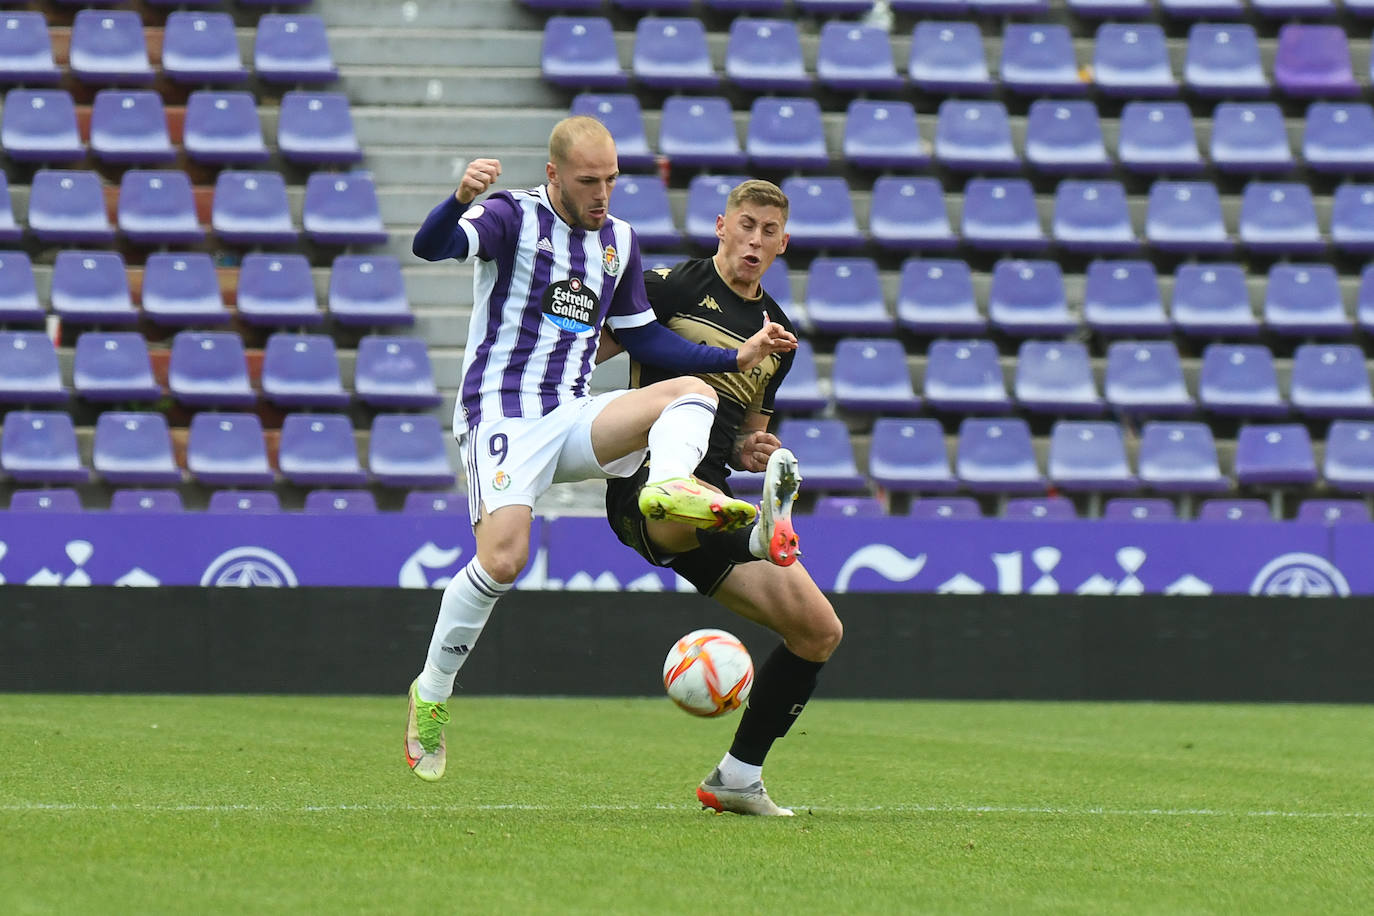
[2,695,1371,915]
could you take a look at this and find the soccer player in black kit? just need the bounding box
[601,180,844,816]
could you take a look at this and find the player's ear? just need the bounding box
[545,160,558,187]
[777,231,790,255]
[715,213,726,241]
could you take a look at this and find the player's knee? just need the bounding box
[788,601,843,662]
[673,376,717,405]
[482,550,527,585]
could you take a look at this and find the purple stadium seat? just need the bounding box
[0,173,20,245]
[1198,499,1272,522]
[614,0,697,9]
[262,333,349,409]
[1138,422,1228,492]
[162,11,247,84]
[659,99,744,171]
[684,175,748,246]
[303,172,387,246]
[1094,23,1176,96]
[832,338,920,413]
[355,336,442,409]
[329,255,413,326]
[169,331,255,408]
[1184,24,1267,98]
[51,251,138,326]
[9,489,82,512]
[778,177,863,251]
[1290,344,1374,418]
[212,171,296,245]
[987,259,1073,334]
[1069,0,1153,14]
[761,258,793,316]
[185,91,268,164]
[1360,265,1374,331]
[869,177,956,251]
[1146,181,1233,255]
[572,94,653,171]
[773,339,828,413]
[1171,263,1258,336]
[0,12,60,84]
[610,175,678,249]
[403,491,467,514]
[0,330,64,404]
[93,412,180,485]
[208,489,281,513]
[804,258,893,335]
[1297,500,1370,525]
[304,490,377,514]
[142,253,230,327]
[1,411,86,484]
[1003,497,1076,520]
[28,170,114,245]
[1024,100,1111,175]
[633,17,716,91]
[1304,104,1374,175]
[796,0,876,12]
[110,490,184,513]
[236,254,322,327]
[1263,263,1350,337]
[962,179,1046,252]
[118,170,204,246]
[1118,102,1203,174]
[973,0,1049,12]
[1084,260,1168,336]
[1210,103,1293,174]
[956,418,1044,493]
[92,91,174,164]
[843,100,928,171]
[775,418,866,491]
[69,9,154,86]
[747,97,828,171]
[1235,425,1317,487]
[0,56,52,139]
[524,0,605,7]
[277,91,363,166]
[896,259,984,335]
[1323,421,1374,492]
[725,18,810,93]
[255,14,338,84]
[1052,180,1137,253]
[1253,0,1338,16]
[1239,183,1324,255]
[869,417,958,493]
[279,413,366,487]
[370,414,456,488]
[1273,24,1358,98]
[909,497,980,519]
[1049,421,1135,492]
[1001,24,1084,96]
[817,22,903,93]
[811,497,887,519]
[924,340,1012,413]
[935,100,1018,173]
[705,0,787,9]
[909,22,992,95]
[72,331,160,402]
[1200,344,1286,417]
[0,251,40,323]
[1336,189,1374,258]
[1104,341,1195,416]
[1103,498,1177,521]
[1014,340,1103,415]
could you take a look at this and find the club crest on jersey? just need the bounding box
[602,245,620,276]
[542,276,599,334]
[698,295,722,312]
[492,470,512,491]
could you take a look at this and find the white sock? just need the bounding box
[716,752,763,788]
[748,523,767,558]
[645,394,716,482]
[416,559,509,703]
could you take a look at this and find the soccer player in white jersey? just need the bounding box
[403,117,799,781]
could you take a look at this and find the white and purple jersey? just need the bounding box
[451,185,654,435]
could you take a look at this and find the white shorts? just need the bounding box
[460,391,647,525]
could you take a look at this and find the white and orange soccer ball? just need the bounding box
[662,628,754,718]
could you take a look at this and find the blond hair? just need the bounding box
[548,116,614,167]
[725,179,789,222]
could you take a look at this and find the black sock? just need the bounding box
[728,643,825,766]
[695,524,757,564]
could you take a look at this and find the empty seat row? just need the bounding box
[3,487,462,516]
[0,88,360,166]
[545,18,1374,99]
[0,250,412,328]
[0,329,440,409]
[0,169,386,248]
[524,0,1374,18]
[0,10,336,87]
[0,410,454,489]
[820,495,1371,523]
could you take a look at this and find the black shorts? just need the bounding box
[605,463,738,597]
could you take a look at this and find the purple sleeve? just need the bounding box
[603,235,655,330]
[616,320,739,374]
[412,192,514,262]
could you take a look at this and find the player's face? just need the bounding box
[714,203,789,296]
[547,137,618,231]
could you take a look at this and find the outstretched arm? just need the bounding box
[412,158,503,261]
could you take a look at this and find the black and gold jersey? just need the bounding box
[631,257,796,477]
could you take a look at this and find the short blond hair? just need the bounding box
[725,179,789,222]
[548,116,614,167]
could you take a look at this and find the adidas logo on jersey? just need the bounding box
[698,295,722,312]
[536,237,555,254]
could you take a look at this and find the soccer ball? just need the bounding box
[662,628,754,718]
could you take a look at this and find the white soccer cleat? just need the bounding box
[696,768,795,816]
[759,447,801,566]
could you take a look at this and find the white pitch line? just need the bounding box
[1,802,1371,819]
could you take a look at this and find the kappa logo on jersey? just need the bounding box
[602,245,620,276]
[652,267,672,278]
[541,276,599,334]
[697,295,723,313]
[492,470,512,491]
[535,237,555,255]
